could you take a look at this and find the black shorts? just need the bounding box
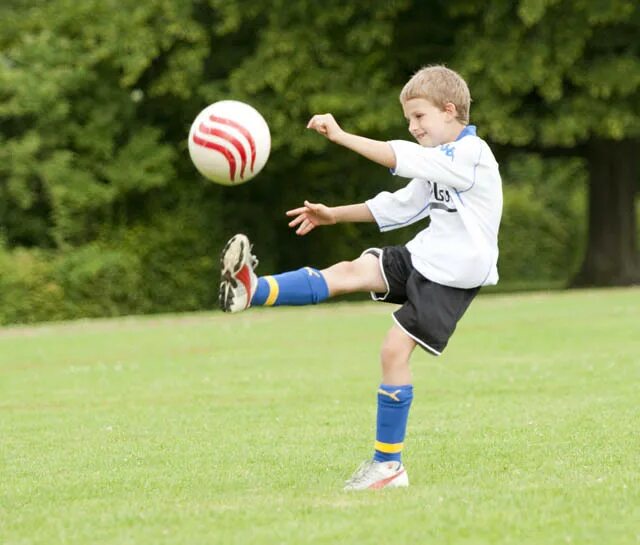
[363,246,479,356]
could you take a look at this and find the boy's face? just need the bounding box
[402,98,461,147]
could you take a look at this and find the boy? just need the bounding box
[218,65,502,490]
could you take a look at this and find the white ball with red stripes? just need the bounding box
[188,100,271,185]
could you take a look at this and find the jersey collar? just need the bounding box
[455,125,477,141]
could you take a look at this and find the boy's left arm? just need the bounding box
[308,113,483,192]
[386,139,482,191]
[307,114,396,169]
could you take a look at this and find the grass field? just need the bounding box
[1,288,639,545]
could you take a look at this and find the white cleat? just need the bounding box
[343,460,409,491]
[219,234,259,313]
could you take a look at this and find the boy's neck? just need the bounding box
[448,122,468,143]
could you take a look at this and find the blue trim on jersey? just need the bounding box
[378,202,431,230]
[458,142,484,194]
[456,125,476,140]
[455,188,495,286]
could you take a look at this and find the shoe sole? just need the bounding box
[220,234,250,278]
[343,465,409,491]
[219,234,250,312]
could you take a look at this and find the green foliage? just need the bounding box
[0,244,140,324]
[0,0,637,322]
[449,0,640,146]
[0,0,196,248]
[0,247,66,324]
[54,245,145,318]
[115,209,221,312]
[499,154,587,283]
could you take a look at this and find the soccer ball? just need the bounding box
[188,100,271,185]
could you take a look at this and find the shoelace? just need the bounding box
[345,461,378,485]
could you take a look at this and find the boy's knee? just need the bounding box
[381,337,404,368]
[322,253,383,296]
[336,260,356,275]
[380,326,415,367]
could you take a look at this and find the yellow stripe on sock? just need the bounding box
[375,440,404,454]
[264,276,280,306]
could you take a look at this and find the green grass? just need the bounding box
[1,288,639,545]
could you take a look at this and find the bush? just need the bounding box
[0,244,146,324]
[0,247,66,324]
[53,245,146,318]
[498,153,587,286]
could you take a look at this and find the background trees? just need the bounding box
[447,0,640,286]
[0,0,637,323]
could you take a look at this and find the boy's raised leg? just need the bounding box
[219,234,385,312]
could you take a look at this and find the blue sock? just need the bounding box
[250,267,329,306]
[373,384,413,463]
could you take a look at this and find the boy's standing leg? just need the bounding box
[343,325,415,491]
[219,233,417,490]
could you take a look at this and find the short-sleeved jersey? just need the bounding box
[365,125,502,289]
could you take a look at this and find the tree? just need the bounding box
[0,0,207,248]
[447,0,640,285]
[1,0,638,324]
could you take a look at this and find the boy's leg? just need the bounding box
[219,233,385,312]
[320,254,386,296]
[344,325,416,491]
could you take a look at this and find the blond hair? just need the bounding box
[399,65,471,124]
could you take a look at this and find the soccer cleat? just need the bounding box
[343,460,409,491]
[219,234,259,313]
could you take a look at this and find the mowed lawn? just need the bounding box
[1,288,639,545]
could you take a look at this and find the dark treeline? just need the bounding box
[0,0,638,323]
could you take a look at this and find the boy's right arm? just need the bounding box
[286,201,374,236]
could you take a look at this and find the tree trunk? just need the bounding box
[573,138,640,286]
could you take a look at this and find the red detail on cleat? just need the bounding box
[235,265,253,308]
[368,468,406,490]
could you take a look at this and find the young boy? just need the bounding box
[218,65,502,490]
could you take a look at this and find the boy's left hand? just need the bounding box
[286,200,337,236]
[307,113,345,143]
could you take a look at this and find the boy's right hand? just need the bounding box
[306,114,345,143]
[286,200,337,236]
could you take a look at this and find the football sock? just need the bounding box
[250,267,329,306]
[373,384,413,463]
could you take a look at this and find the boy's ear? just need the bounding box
[443,102,458,120]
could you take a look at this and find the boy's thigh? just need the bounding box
[321,251,386,294]
[394,273,479,355]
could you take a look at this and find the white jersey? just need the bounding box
[365,126,502,289]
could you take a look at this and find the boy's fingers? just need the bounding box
[288,214,305,228]
[286,207,308,216]
[296,219,314,235]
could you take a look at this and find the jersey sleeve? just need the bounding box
[365,178,431,232]
[388,137,483,191]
